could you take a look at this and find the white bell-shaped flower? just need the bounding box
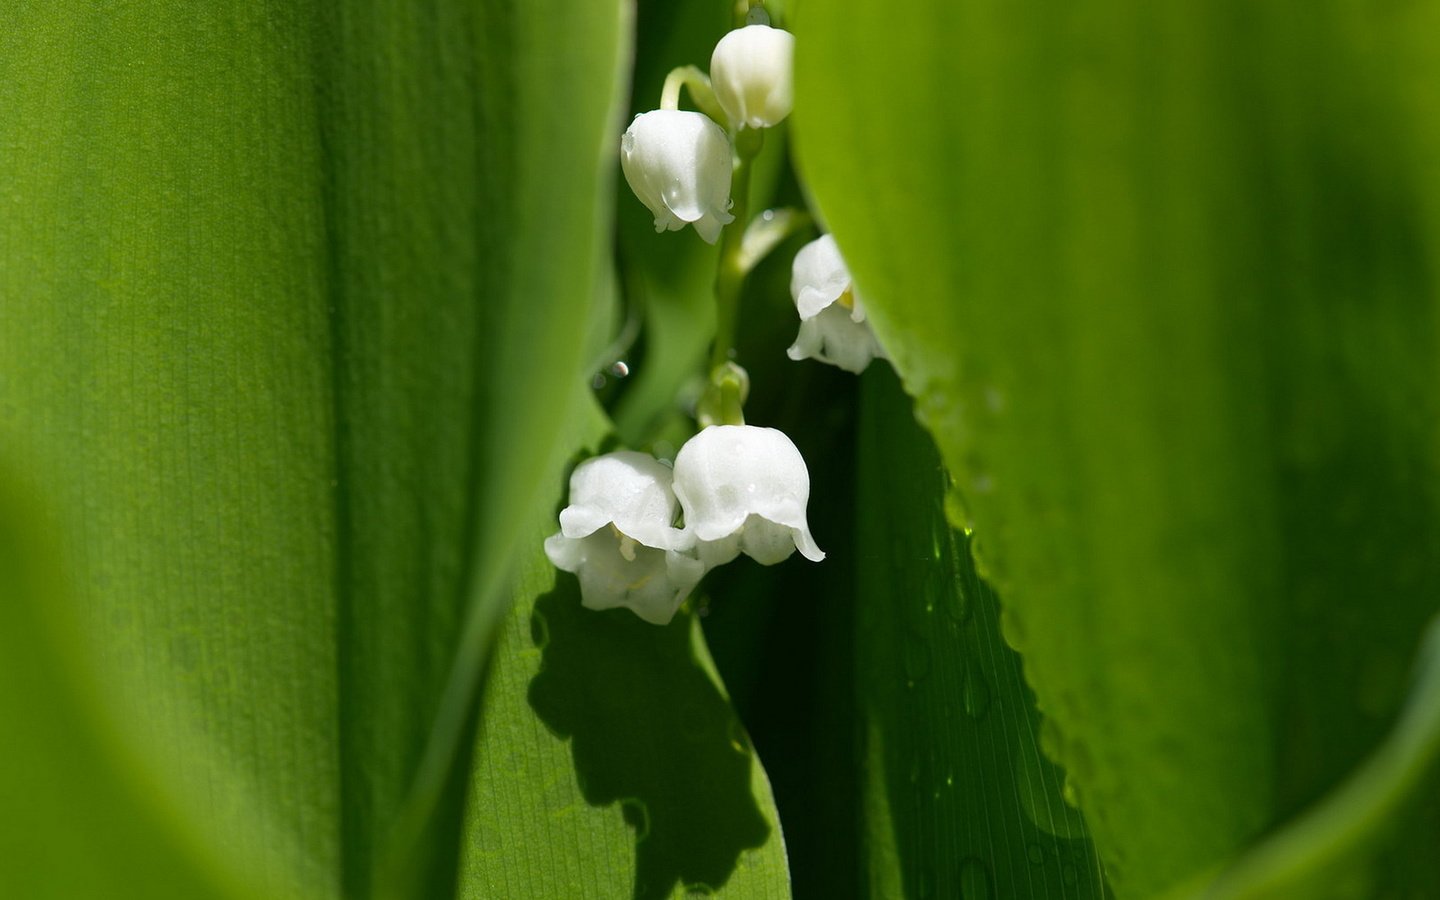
[620,110,735,244]
[544,451,704,625]
[786,234,886,373]
[710,24,795,130]
[672,425,825,568]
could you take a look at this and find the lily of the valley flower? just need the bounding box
[710,24,795,130]
[672,425,824,568]
[787,234,886,374]
[620,110,734,244]
[543,451,704,625]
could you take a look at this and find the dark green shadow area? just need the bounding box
[857,366,1112,899]
[528,579,771,899]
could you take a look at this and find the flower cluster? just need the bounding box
[554,10,886,625]
[620,23,794,244]
[545,426,823,624]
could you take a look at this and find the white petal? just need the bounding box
[791,234,853,320]
[710,25,795,129]
[672,425,825,566]
[787,304,885,374]
[620,110,734,244]
[560,450,689,551]
[545,528,703,626]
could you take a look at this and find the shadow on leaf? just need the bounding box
[528,578,771,899]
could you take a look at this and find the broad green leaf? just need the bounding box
[1170,614,1440,899]
[795,1,1440,896]
[856,366,1107,899]
[458,505,792,899]
[0,474,245,900]
[1,7,345,893]
[0,2,627,897]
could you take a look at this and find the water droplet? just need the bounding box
[962,668,991,720]
[609,360,630,377]
[942,529,971,623]
[1026,843,1045,865]
[761,208,775,221]
[999,604,1027,652]
[619,797,651,841]
[943,488,971,532]
[901,638,933,681]
[971,536,996,584]
[590,372,606,390]
[945,771,955,787]
[1062,775,1081,808]
[727,718,751,755]
[958,857,992,899]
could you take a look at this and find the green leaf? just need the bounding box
[856,366,1108,899]
[1169,614,1440,900]
[458,501,793,899]
[0,474,246,900]
[795,1,1440,896]
[0,1,627,896]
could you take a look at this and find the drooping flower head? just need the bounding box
[710,24,795,130]
[672,425,824,568]
[620,110,735,244]
[787,234,886,373]
[544,451,703,625]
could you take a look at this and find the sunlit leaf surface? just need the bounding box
[795,0,1440,895]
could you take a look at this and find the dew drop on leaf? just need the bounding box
[962,667,991,720]
[958,857,992,899]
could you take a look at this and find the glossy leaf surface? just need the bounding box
[795,1,1440,895]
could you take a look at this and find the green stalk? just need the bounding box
[711,127,763,373]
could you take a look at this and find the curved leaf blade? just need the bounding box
[794,0,1440,895]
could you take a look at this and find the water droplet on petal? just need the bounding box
[609,360,630,377]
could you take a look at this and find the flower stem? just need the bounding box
[659,65,727,126]
[711,127,763,372]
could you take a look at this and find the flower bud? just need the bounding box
[620,110,734,244]
[787,234,886,373]
[672,425,824,568]
[710,24,795,130]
